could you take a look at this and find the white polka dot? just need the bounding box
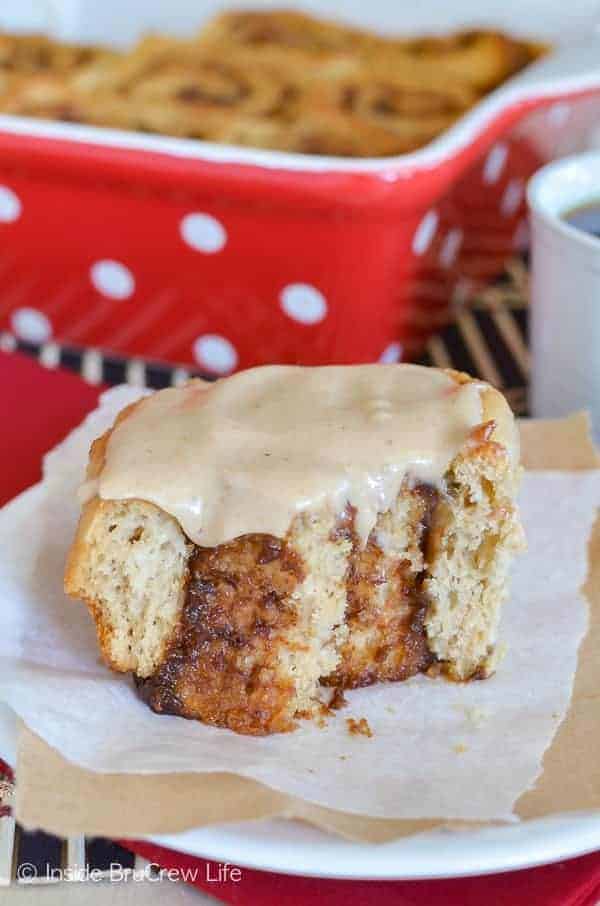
[439,228,463,269]
[280,283,327,325]
[547,102,570,128]
[11,307,51,343]
[180,213,227,253]
[500,179,524,218]
[0,186,21,222]
[379,342,403,364]
[193,334,238,374]
[412,210,438,256]
[482,142,508,185]
[90,260,135,300]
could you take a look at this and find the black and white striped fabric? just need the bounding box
[0,782,151,886]
[0,257,530,885]
[0,257,530,415]
[5,828,141,886]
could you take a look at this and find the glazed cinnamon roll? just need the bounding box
[64,365,525,735]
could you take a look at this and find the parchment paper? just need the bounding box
[0,393,598,835]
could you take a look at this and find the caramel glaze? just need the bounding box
[137,484,439,734]
[95,365,488,549]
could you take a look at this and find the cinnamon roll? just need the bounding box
[65,365,525,735]
[0,12,548,157]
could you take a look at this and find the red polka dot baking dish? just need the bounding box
[0,1,599,374]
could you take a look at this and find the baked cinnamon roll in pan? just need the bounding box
[0,10,547,156]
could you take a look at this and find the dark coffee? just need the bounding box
[563,201,600,238]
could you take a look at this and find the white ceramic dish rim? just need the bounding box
[146,812,600,880]
[0,36,599,175]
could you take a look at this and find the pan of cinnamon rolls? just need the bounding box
[0,9,547,157]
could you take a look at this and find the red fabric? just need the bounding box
[1,349,599,904]
[0,350,102,507]
[0,757,12,817]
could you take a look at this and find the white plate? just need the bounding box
[149,813,600,880]
[5,698,600,881]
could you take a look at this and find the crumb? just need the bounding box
[385,705,396,714]
[297,705,328,728]
[311,688,348,727]
[454,704,490,728]
[467,706,489,728]
[453,742,468,754]
[494,642,508,666]
[307,701,330,727]
[426,662,443,679]
[328,687,348,711]
[339,755,348,761]
[468,419,496,445]
[474,643,507,679]
[346,717,373,738]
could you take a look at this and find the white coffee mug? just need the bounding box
[527,151,600,440]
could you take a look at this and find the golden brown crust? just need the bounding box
[0,32,108,74]
[64,397,153,588]
[64,398,146,607]
[63,497,119,665]
[64,396,183,676]
[65,495,192,675]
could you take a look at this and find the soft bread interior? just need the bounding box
[425,436,525,679]
[325,485,433,688]
[65,498,192,677]
[282,508,351,710]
